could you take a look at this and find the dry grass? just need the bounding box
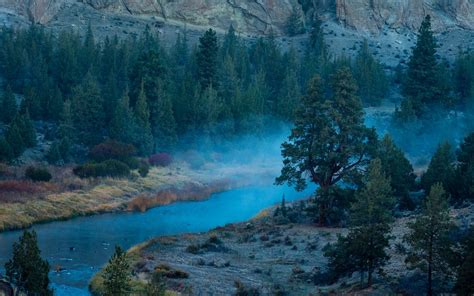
[0,162,232,231]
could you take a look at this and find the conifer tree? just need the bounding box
[1,85,17,124]
[286,9,305,36]
[403,15,447,116]
[454,132,474,200]
[276,69,376,225]
[197,28,218,89]
[5,122,25,157]
[103,246,131,296]
[0,138,13,162]
[150,80,177,152]
[134,83,154,155]
[421,142,455,194]
[324,159,394,286]
[405,184,454,296]
[454,227,474,295]
[377,135,416,205]
[5,230,52,296]
[16,111,37,148]
[71,73,105,146]
[110,91,135,145]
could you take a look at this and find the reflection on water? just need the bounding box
[0,184,314,295]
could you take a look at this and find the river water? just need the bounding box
[0,184,314,295]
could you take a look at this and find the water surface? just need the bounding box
[0,184,314,295]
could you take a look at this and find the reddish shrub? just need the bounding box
[148,153,173,167]
[0,180,59,203]
[89,140,136,162]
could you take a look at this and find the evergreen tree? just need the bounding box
[453,132,474,200]
[1,85,17,123]
[151,81,177,152]
[421,142,455,194]
[377,135,416,208]
[276,70,377,225]
[402,15,447,116]
[71,73,105,146]
[286,9,305,36]
[324,159,395,286]
[404,184,455,296]
[5,122,25,157]
[5,230,52,296]
[15,111,37,148]
[46,141,62,165]
[110,91,135,145]
[0,138,13,162]
[197,29,219,89]
[453,51,474,107]
[353,40,388,106]
[453,227,474,296]
[133,83,154,155]
[102,246,131,296]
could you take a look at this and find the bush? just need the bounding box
[73,160,130,179]
[25,166,52,182]
[138,160,150,177]
[148,153,173,167]
[89,140,136,162]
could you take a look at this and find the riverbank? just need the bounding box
[91,200,474,295]
[0,161,265,232]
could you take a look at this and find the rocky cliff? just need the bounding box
[0,0,473,35]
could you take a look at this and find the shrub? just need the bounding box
[148,153,172,167]
[138,160,150,177]
[73,160,130,179]
[154,264,189,279]
[25,166,52,182]
[89,140,136,162]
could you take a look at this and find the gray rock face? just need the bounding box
[335,0,474,33]
[0,0,472,35]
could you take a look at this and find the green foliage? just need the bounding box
[453,51,474,107]
[286,9,305,36]
[197,29,219,89]
[404,184,455,296]
[453,227,474,295]
[402,15,449,117]
[276,70,376,225]
[453,132,474,200]
[5,230,52,296]
[134,83,154,155]
[377,135,416,209]
[1,85,17,123]
[353,40,388,106]
[145,271,166,296]
[110,91,136,145]
[25,166,52,182]
[0,138,13,162]
[89,140,136,163]
[103,246,131,296]
[324,159,395,286]
[71,73,105,146]
[46,141,63,164]
[421,142,455,194]
[138,160,150,177]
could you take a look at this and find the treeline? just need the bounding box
[0,21,391,163]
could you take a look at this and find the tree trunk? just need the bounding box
[318,185,329,225]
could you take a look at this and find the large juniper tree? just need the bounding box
[276,68,377,225]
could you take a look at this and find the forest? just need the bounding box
[0,12,473,296]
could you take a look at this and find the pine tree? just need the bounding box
[71,73,105,146]
[286,9,305,36]
[454,132,474,200]
[325,159,394,286]
[1,85,17,123]
[5,122,25,157]
[110,91,135,145]
[197,28,218,89]
[421,142,455,194]
[5,230,52,296]
[133,83,154,155]
[0,138,13,162]
[454,227,474,296]
[102,246,131,296]
[353,40,388,106]
[404,184,455,296]
[403,15,447,116]
[276,70,377,225]
[150,80,177,152]
[377,135,416,207]
[16,111,37,148]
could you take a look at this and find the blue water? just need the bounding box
[0,184,314,295]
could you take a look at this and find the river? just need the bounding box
[0,184,315,295]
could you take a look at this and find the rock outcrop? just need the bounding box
[0,0,472,35]
[335,0,474,33]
